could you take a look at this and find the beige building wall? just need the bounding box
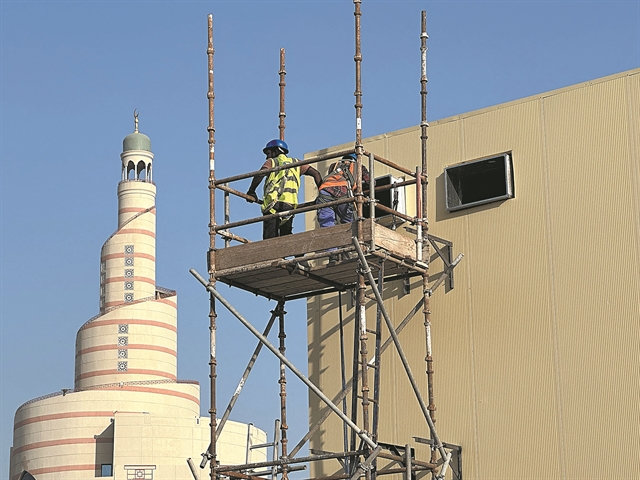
[305,68,640,479]
[10,127,268,480]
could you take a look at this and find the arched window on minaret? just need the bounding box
[137,160,147,181]
[127,161,136,180]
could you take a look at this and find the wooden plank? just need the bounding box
[215,222,361,271]
[373,223,416,259]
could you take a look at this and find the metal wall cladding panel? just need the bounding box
[426,119,465,221]
[458,101,562,479]
[307,69,640,480]
[542,73,640,479]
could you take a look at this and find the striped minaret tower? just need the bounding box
[9,114,267,480]
[75,112,178,389]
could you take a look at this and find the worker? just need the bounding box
[247,139,322,240]
[316,153,370,228]
[315,153,370,262]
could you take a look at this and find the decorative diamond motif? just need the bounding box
[125,245,134,254]
[124,269,134,278]
[117,361,128,371]
[100,261,106,272]
[118,337,128,346]
[118,349,128,358]
[118,324,129,334]
[100,286,105,295]
[124,293,134,302]
[125,257,134,266]
[100,272,106,283]
[125,281,134,290]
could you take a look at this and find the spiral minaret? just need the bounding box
[74,116,178,389]
[9,116,266,480]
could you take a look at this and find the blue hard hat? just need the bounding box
[263,139,289,155]
[342,153,357,161]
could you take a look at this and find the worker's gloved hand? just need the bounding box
[246,191,258,203]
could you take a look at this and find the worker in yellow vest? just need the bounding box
[247,139,322,239]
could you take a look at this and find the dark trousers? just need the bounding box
[263,201,294,239]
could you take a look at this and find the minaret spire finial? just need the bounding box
[134,109,139,133]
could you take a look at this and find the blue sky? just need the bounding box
[1,0,639,476]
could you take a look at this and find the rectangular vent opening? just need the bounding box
[445,153,514,212]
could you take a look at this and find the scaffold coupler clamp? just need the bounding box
[200,451,212,469]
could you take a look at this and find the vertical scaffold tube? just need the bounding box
[277,304,289,480]
[206,14,218,480]
[353,3,371,479]
[420,10,437,465]
[279,48,286,141]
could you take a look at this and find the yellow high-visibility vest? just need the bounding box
[262,154,301,214]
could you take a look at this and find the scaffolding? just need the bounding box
[191,4,463,480]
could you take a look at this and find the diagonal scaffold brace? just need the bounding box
[190,268,382,480]
[350,238,452,480]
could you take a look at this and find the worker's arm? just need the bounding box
[304,166,322,188]
[246,168,267,202]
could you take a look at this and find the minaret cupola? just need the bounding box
[121,110,153,182]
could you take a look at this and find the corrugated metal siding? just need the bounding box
[542,74,640,479]
[306,68,640,480]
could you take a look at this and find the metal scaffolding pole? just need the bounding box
[353,3,372,478]
[279,48,286,140]
[350,239,451,480]
[274,48,289,480]
[277,303,290,480]
[206,13,218,480]
[190,269,380,454]
[419,11,437,467]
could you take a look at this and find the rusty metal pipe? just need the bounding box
[217,450,365,473]
[214,149,355,186]
[307,465,432,480]
[224,184,230,248]
[277,303,289,480]
[212,196,355,233]
[420,11,437,466]
[363,151,418,178]
[279,48,286,141]
[217,230,250,245]
[216,183,262,203]
[352,5,372,475]
[373,203,415,224]
[205,14,218,480]
[369,153,376,250]
[416,166,423,261]
[295,178,413,211]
